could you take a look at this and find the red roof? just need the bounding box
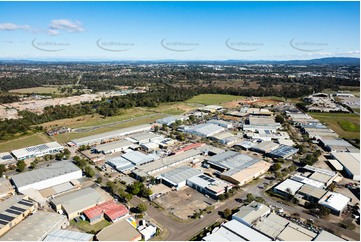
[174,143,205,154]
[83,200,128,220]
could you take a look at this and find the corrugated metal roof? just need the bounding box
[298,184,328,199]
[274,179,303,195]
[11,161,81,188]
[158,166,202,185]
[44,229,93,241]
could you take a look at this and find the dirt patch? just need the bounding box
[155,187,213,220]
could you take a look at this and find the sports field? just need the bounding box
[9,86,62,94]
[185,94,244,105]
[309,112,360,139]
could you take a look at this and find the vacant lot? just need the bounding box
[9,86,61,94]
[186,94,244,105]
[309,112,360,139]
[155,187,215,220]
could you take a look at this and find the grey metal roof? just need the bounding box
[158,166,202,185]
[122,151,155,165]
[185,123,225,137]
[298,184,328,199]
[95,139,133,152]
[44,229,93,241]
[11,142,63,159]
[0,195,34,230]
[0,211,67,241]
[268,145,299,158]
[51,187,105,215]
[11,161,81,188]
[207,151,259,171]
[129,132,160,142]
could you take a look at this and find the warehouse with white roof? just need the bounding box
[94,139,134,154]
[157,166,203,190]
[331,152,360,181]
[273,179,304,197]
[318,191,351,216]
[70,124,153,146]
[11,142,64,160]
[11,161,82,192]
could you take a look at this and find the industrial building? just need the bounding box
[277,222,317,241]
[232,201,270,226]
[250,141,280,154]
[299,165,339,187]
[210,132,239,146]
[106,157,135,173]
[0,178,15,199]
[94,139,134,154]
[127,132,162,144]
[297,184,328,203]
[11,161,82,193]
[318,191,351,216]
[0,152,16,166]
[0,195,35,237]
[207,119,234,129]
[243,116,281,132]
[186,174,233,199]
[83,200,129,223]
[156,115,188,126]
[206,151,258,172]
[290,174,325,189]
[132,147,205,178]
[44,229,93,241]
[157,166,202,190]
[313,230,346,241]
[220,160,271,186]
[11,142,64,160]
[273,179,304,197]
[121,150,159,166]
[318,137,354,152]
[267,145,299,159]
[183,123,225,137]
[197,105,223,113]
[202,219,271,241]
[51,187,105,220]
[96,219,142,241]
[0,211,68,241]
[69,124,153,147]
[331,152,360,180]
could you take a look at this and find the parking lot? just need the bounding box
[155,186,217,220]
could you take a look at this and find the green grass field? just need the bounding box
[185,94,244,105]
[0,133,53,152]
[309,112,360,139]
[9,86,62,94]
[70,219,111,233]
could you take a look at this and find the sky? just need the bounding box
[0,1,359,61]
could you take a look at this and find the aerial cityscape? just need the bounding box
[0,1,359,242]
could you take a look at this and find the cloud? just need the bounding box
[47,29,60,36]
[0,22,31,31]
[49,19,85,33]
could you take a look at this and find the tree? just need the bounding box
[96,176,103,184]
[106,181,116,195]
[246,193,255,203]
[84,166,95,178]
[16,160,26,172]
[221,208,232,219]
[271,163,282,171]
[55,153,64,160]
[29,162,36,169]
[136,203,147,213]
[275,114,285,124]
[0,164,6,177]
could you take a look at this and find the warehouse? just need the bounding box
[0,211,68,241]
[122,151,159,166]
[96,219,142,241]
[128,132,162,144]
[300,165,339,187]
[0,195,35,237]
[51,187,105,220]
[11,161,82,192]
[11,142,64,160]
[203,219,271,241]
[244,130,290,142]
[197,105,223,113]
[232,201,270,227]
[318,191,351,216]
[243,116,281,132]
[331,152,360,180]
[157,166,202,190]
[267,145,299,159]
[106,157,135,173]
[206,151,260,172]
[297,184,328,203]
[207,119,234,129]
[156,115,187,126]
[250,141,280,154]
[290,174,325,189]
[186,174,233,199]
[220,160,272,186]
[253,213,290,239]
[0,178,15,199]
[277,222,317,241]
[70,124,153,147]
[313,230,346,241]
[183,123,225,137]
[318,137,354,152]
[132,147,204,178]
[83,200,129,223]
[273,179,304,197]
[0,152,16,166]
[94,139,134,154]
[44,229,93,241]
